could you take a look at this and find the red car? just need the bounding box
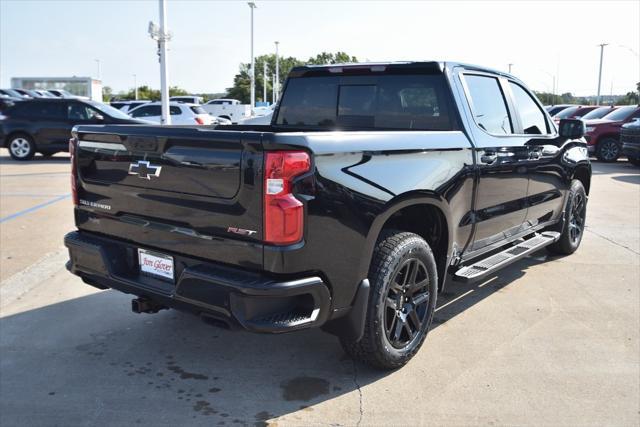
[552,105,600,124]
[584,105,640,161]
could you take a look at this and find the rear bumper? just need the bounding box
[64,231,331,333]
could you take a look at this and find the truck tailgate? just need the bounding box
[72,125,264,269]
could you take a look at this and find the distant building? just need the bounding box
[10,76,103,102]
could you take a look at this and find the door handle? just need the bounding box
[480,152,498,164]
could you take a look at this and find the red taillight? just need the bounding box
[69,138,78,206]
[195,116,205,125]
[264,151,311,245]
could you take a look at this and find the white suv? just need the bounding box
[128,102,214,125]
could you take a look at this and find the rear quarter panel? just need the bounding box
[265,131,475,311]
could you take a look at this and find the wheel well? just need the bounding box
[379,204,449,290]
[4,131,32,147]
[595,133,619,145]
[573,166,591,195]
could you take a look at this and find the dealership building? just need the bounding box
[10,76,103,101]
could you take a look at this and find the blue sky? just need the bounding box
[1,0,638,96]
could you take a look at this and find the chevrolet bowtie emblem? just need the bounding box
[128,160,162,180]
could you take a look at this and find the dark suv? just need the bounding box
[0,99,147,160]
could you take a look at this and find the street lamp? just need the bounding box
[148,0,172,125]
[508,63,513,74]
[248,2,257,111]
[263,61,267,103]
[539,69,557,105]
[94,59,101,80]
[275,41,280,103]
[133,74,138,100]
[596,43,608,105]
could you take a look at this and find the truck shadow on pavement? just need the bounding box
[0,152,70,164]
[0,254,550,426]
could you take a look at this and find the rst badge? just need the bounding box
[129,160,162,180]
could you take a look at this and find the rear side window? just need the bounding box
[170,106,182,115]
[508,82,549,134]
[68,103,98,121]
[190,106,207,115]
[464,74,512,135]
[11,102,66,119]
[276,74,454,130]
[131,105,161,117]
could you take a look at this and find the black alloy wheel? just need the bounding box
[384,258,431,349]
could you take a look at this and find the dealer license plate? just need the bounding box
[138,249,174,282]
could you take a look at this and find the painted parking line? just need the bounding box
[0,194,71,224]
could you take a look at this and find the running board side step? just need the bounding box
[453,231,561,283]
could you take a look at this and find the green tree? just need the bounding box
[226,54,305,104]
[226,51,358,105]
[118,85,190,101]
[307,51,358,65]
[619,82,640,105]
[102,86,113,102]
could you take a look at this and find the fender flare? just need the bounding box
[357,191,454,282]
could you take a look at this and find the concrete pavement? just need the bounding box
[1,151,638,426]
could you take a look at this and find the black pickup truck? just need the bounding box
[65,62,591,369]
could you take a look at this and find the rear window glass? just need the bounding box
[190,106,207,115]
[581,107,613,120]
[602,106,637,121]
[275,74,454,130]
[554,106,580,119]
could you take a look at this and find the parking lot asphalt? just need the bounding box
[1,150,638,426]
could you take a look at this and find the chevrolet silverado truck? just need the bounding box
[64,62,591,369]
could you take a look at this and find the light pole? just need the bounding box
[95,59,101,80]
[133,74,138,100]
[148,0,172,124]
[540,69,557,105]
[263,61,267,103]
[596,43,608,105]
[275,41,280,103]
[508,63,513,74]
[248,2,257,111]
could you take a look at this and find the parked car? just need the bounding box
[620,118,640,166]
[170,96,204,105]
[15,89,53,98]
[128,102,215,125]
[65,61,590,370]
[202,98,252,122]
[551,105,599,123]
[111,100,152,114]
[0,89,29,99]
[47,89,82,99]
[580,105,618,120]
[0,95,22,112]
[0,99,149,160]
[33,90,56,98]
[238,111,272,125]
[584,105,640,161]
[546,104,575,116]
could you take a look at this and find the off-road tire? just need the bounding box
[547,180,587,255]
[340,230,438,370]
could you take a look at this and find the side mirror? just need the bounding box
[558,118,585,139]
[93,113,104,121]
